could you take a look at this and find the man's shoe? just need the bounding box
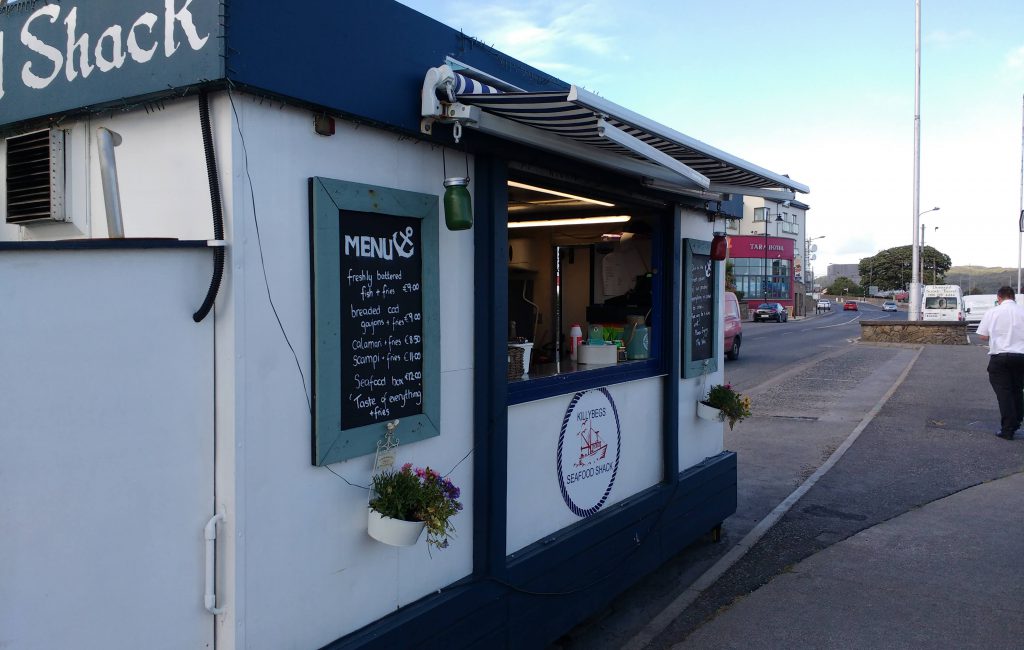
[996,431,1015,440]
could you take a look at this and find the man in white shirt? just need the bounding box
[976,285,1024,440]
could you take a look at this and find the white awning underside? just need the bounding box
[421,65,808,200]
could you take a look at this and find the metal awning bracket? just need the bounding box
[420,65,480,140]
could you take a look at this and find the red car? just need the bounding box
[723,292,742,360]
[843,300,858,311]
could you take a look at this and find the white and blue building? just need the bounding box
[0,1,808,647]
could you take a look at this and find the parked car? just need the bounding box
[753,302,788,322]
[843,300,858,311]
[881,300,898,312]
[723,292,742,360]
[816,298,831,311]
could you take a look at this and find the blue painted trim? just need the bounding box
[309,177,441,465]
[508,360,662,405]
[471,156,510,580]
[663,208,683,481]
[0,239,211,251]
[324,451,737,649]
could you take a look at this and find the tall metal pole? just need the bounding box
[910,0,922,320]
[1018,93,1023,294]
[920,223,925,284]
[764,208,769,303]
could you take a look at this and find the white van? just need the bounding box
[963,294,998,330]
[921,284,965,322]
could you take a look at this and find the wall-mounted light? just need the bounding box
[711,232,728,261]
[443,177,473,230]
[508,215,631,229]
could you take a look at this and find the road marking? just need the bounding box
[813,314,862,329]
[623,345,925,650]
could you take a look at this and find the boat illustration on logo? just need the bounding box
[575,418,608,467]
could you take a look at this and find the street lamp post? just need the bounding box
[806,235,826,296]
[911,206,940,319]
[920,222,938,284]
[758,207,784,303]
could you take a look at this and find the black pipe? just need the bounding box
[193,91,225,322]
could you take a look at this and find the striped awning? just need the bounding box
[434,68,807,198]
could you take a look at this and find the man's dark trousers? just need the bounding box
[987,353,1024,434]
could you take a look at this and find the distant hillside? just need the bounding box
[945,266,1020,294]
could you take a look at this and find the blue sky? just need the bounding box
[400,0,1024,275]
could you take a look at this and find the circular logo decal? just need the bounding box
[557,388,621,518]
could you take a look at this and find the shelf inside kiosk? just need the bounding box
[505,180,656,383]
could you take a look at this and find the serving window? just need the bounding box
[505,177,667,404]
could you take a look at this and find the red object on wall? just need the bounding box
[710,233,728,261]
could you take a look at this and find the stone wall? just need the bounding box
[860,320,969,345]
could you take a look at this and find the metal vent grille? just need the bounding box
[5,129,66,224]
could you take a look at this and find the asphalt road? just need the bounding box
[726,301,905,391]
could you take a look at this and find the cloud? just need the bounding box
[1007,45,1024,71]
[442,1,621,75]
[924,29,974,47]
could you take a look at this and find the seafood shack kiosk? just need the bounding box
[0,1,808,648]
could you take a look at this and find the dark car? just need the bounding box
[753,302,788,322]
[843,300,858,311]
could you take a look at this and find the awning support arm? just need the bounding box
[596,119,710,189]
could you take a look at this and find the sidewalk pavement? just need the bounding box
[676,472,1024,649]
[648,342,1024,649]
[562,341,1024,649]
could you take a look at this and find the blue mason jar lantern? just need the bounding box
[443,177,473,231]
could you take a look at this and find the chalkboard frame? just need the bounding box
[309,177,441,466]
[681,238,720,378]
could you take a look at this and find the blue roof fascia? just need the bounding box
[223,0,569,134]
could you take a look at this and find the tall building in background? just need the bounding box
[726,197,812,313]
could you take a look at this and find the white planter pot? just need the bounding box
[696,401,724,422]
[367,508,425,547]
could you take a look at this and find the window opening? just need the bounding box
[505,177,660,385]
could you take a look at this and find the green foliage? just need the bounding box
[827,276,861,297]
[858,245,951,291]
[946,266,1020,295]
[702,384,751,430]
[370,464,463,550]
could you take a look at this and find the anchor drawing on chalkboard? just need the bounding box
[392,227,415,258]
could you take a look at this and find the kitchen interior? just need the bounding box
[506,177,662,381]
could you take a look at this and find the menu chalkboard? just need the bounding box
[339,210,424,429]
[689,251,714,361]
[682,238,718,378]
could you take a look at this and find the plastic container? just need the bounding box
[577,342,617,365]
[569,323,583,361]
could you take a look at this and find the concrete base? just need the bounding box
[860,320,968,345]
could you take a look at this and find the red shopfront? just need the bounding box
[727,236,795,312]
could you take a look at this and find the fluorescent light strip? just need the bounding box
[507,181,615,207]
[508,215,631,229]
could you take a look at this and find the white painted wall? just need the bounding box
[222,95,475,649]
[0,91,728,648]
[679,208,727,470]
[0,249,215,650]
[506,377,665,554]
[0,99,215,243]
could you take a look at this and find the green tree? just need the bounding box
[858,245,951,290]
[827,276,861,297]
